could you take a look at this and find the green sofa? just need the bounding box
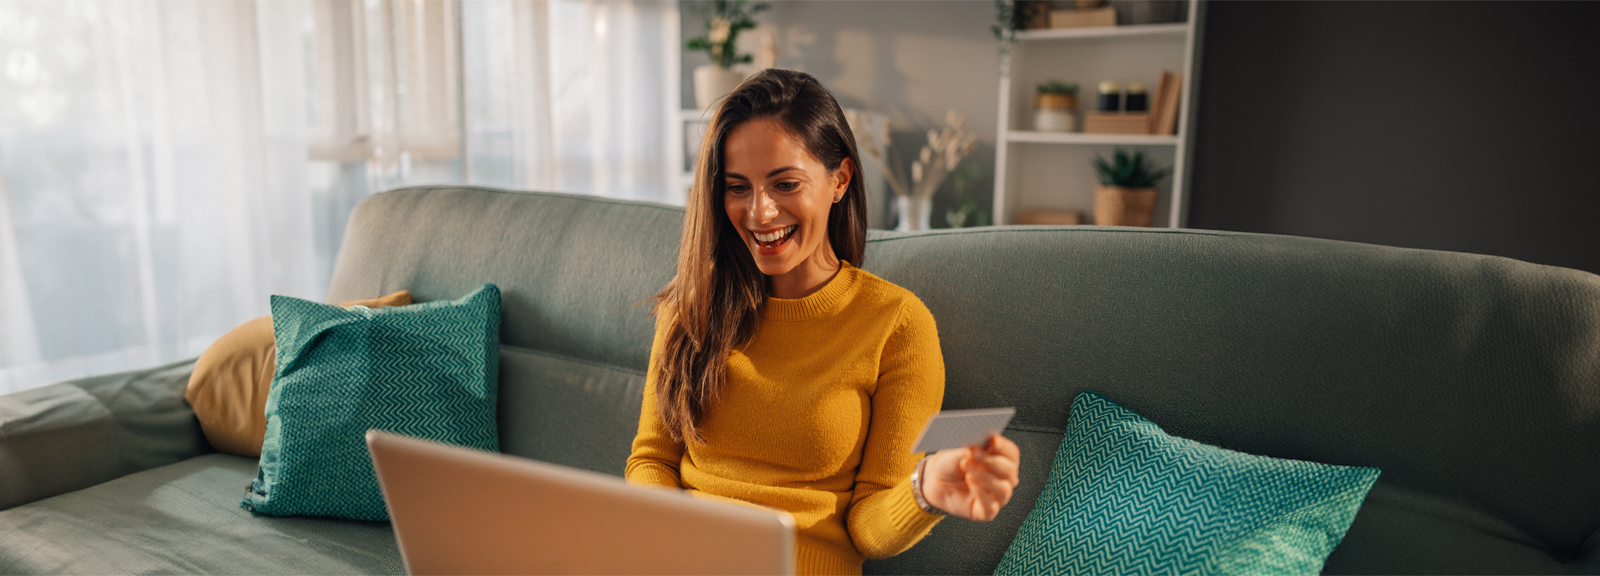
[2,186,1596,574]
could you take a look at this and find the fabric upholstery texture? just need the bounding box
[496,347,645,476]
[244,284,501,521]
[186,290,413,457]
[995,391,1379,575]
[0,454,401,574]
[0,359,210,512]
[2,186,1597,574]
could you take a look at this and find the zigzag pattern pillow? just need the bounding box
[995,391,1379,575]
[242,284,501,521]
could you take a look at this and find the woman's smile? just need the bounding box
[751,225,797,255]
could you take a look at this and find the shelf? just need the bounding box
[1014,23,1189,42]
[1008,131,1178,146]
[991,0,1201,228]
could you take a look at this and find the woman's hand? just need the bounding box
[919,433,1021,521]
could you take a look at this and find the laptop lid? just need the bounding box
[366,430,796,575]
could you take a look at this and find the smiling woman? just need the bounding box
[722,114,856,299]
[624,68,1021,576]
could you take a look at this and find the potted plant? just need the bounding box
[685,0,770,111]
[943,163,991,228]
[1034,81,1078,132]
[1091,148,1171,227]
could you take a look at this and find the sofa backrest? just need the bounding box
[327,186,1600,574]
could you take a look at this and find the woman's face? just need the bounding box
[722,117,852,279]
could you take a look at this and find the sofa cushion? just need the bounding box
[0,359,210,512]
[0,454,402,574]
[995,391,1379,575]
[497,346,646,476]
[245,285,501,521]
[186,290,413,458]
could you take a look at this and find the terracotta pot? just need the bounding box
[1036,93,1076,111]
[1093,185,1158,226]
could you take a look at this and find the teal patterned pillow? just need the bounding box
[242,284,501,521]
[995,391,1379,575]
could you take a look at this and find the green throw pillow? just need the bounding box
[242,284,502,521]
[995,391,1379,575]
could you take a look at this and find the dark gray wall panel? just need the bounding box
[1190,1,1600,275]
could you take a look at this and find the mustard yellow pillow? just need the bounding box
[185,290,413,456]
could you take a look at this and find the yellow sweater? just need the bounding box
[625,261,946,575]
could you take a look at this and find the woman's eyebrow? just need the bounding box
[726,166,803,180]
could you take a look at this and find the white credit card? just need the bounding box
[910,407,1017,454]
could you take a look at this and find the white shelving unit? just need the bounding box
[992,1,1204,227]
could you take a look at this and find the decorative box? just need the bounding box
[1083,113,1152,135]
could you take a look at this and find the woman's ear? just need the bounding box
[833,157,855,196]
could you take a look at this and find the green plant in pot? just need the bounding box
[1035,80,1079,132]
[686,0,769,111]
[1036,81,1079,109]
[1091,148,1172,227]
[943,163,990,228]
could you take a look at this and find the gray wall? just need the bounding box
[681,0,999,228]
[1189,1,1600,275]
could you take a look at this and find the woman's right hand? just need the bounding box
[919,433,1021,521]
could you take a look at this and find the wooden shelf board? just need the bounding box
[1008,130,1179,145]
[1014,23,1189,42]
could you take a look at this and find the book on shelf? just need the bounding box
[1148,72,1172,135]
[1152,71,1182,135]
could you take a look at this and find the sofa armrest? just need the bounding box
[0,359,214,511]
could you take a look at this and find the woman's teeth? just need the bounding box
[754,225,796,245]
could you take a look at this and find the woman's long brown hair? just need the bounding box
[650,68,869,445]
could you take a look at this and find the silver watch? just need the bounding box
[910,456,945,515]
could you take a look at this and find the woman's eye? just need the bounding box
[776,181,799,192]
[726,183,749,194]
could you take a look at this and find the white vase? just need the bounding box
[1034,109,1075,132]
[694,65,746,111]
[895,195,933,232]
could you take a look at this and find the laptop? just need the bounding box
[365,430,796,575]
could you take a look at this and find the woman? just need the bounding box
[625,68,1021,575]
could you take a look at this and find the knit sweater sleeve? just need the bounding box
[845,298,947,559]
[624,316,685,489]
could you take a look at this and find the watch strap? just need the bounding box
[910,455,946,515]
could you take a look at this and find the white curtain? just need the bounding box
[461,0,679,203]
[0,0,678,394]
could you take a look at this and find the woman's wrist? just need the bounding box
[909,455,945,515]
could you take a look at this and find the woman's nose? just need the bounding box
[746,186,779,223]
